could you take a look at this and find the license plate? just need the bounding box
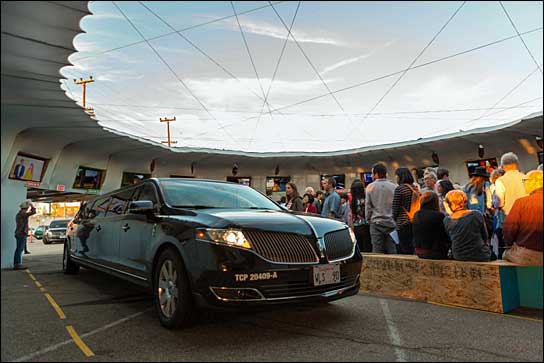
[313,264,340,286]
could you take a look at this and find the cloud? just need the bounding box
[221,18,349,47]
[321,41,395,75]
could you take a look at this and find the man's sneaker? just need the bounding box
[13,265,27,270]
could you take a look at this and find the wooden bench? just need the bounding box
[359,253,543,313]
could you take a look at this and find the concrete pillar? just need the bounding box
[1,179,27,268]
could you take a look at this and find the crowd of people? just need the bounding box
[278,152,543,266]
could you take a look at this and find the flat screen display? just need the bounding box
[73,166,106,190]
[266,176,290,195]
[320,174,346,190]
[9,153,48,182]
[538,151,543,165]
[465,158,498,177]
[121,172,151,187]
[361,172,373,185]
[227,176,251,186]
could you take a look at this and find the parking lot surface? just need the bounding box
[2,242,542,362]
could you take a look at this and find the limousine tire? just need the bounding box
[63,239,80,274]
[154,248,194,329]
[43,237,51,245]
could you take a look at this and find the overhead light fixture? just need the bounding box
[478,144,485,158]
[232,163,239,176]
[274,164,280,175]
[536,136,543,150]
[431,152,440,165]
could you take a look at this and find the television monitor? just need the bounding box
[320,174,346,190]
[465,158,498,177]
[121,172,151,187]
[538,151,543,165]
[266,176,290,195]
[361,172,373,185]
[9,152,48,182]
[227,176,251,186]
[73,166,106,190]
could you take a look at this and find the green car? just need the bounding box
[33,225,47,240]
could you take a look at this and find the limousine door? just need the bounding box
[117,183,157,276]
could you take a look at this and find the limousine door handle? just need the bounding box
[122,224,130,232]
[96,225,102,232]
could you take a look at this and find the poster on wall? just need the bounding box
[73,166,106,190]
[9,152,48,182]
[227,176,251,186]
[465,158,498,177]
[266,176,290,196]
[121,172,151,187]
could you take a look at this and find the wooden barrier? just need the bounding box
[360,253,543,313]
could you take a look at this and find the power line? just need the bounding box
[111,1,242,149]
[137,1,276,106]
[356,1,466,134]
[248,1,302,149]
[499,1,542,75]
[72,1,286,62]
[268,1,366,141]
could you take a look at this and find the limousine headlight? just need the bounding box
[196,228,251,249]
[348,228,357,244]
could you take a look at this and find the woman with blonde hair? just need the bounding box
[443,190,496,261]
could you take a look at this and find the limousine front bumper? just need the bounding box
[186,239,362,309]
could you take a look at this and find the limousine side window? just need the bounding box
[93,196,111,218]
[107,188,136,216]
[135,183,159,211]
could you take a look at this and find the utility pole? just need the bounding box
[160,117,177,147]
[73,76,94,109]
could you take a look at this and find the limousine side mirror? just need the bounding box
[128,200,155,214]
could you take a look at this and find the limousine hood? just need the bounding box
[200,209,347,237]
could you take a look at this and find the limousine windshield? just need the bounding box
[159,179,282,210]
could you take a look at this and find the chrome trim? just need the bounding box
[264,280,359,301]
[71,256,147,281]
[325,228,357,263]
[209,287,266,302]
[195,238,320,266]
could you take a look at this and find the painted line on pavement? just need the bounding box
[380,298,407,362]
[44,293,66,320]
[11,309,151,362]
[66,325,95,357]
[34,280,43,288]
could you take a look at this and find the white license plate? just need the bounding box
[313,264,340,286]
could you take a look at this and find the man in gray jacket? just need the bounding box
[365,163,398,254]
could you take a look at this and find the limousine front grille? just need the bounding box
[259,272,358,299]
[244,231,319,264]
[324,229,354,261]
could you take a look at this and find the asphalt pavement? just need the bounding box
[1,241,542,362]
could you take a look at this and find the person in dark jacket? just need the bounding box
[413,192,451,259]
[392,168,418,254]
[14,200,36,270]
[351,179,371,253]
[443,190,496,262]
[285,182,304,211]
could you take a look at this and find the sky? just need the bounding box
[60,1,543,153]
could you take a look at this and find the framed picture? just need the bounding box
[266,176,290,196]
[360,172,373,185]
[465,158,498,177]
[8,152,49,182]
[227,176,251,186]
[121,172,151,187]
[73,166,106,190]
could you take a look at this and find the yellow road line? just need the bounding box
[44,293,66,320]
[34,280,43,288]
[66,326,95,357]
[27,273,37,281]
[427,301,543,322]
[40,287,46,293]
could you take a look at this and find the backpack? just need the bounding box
[403,184,421,222]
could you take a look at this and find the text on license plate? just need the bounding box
[313,264,340,286]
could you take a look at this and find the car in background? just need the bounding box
[33,225,47,240]
[63,178,362,329]
[43,219,70,244]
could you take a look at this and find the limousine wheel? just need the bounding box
[154,248,194,329]
[63,239,79,274]
[43,237,51,245]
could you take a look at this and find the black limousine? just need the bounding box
[64,178,362,328]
